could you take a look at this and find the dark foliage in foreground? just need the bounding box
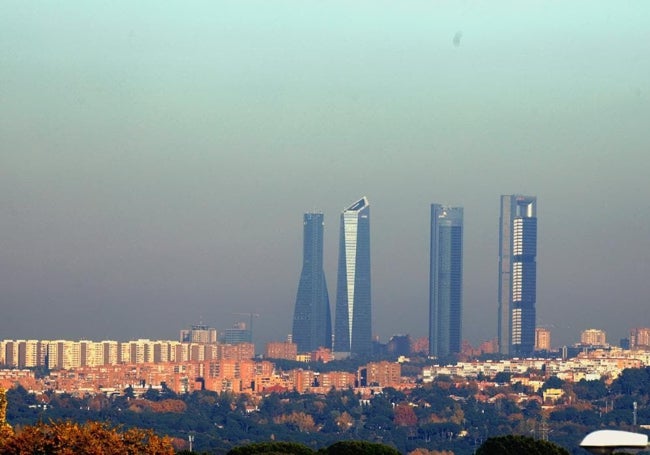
[476,435,570,455]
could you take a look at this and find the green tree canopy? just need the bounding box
[227,441,315,455]
[476,435,570,455]
[317,440,400,455]
[541,376,565,391]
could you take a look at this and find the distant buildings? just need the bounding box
[630,328,650,349]
[222,322,251,345]
[291,213,332,353]
[180,324,218,344]
[498,195,537,356]
[0,340,44,368]
[535,327,551,351]
[429,204,463,358]
[358,361,401,387]
[0,338,254,370]
[580,329,607,347]
[310,347,333,363]
[386,335,412,357]
[265,341,298,361]
[333,197,372,357]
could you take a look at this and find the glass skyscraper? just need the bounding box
[291,213,332,353]
[429,205,463,358]
[333,197,371,357]
[498,195,537,356]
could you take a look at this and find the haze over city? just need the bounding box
[1,1,649,349]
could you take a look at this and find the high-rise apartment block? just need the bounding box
[1,338,257,370]
[580,329,607,346]
[358,361,401,387]
[498,195,537,356]
[535,327,551,351]
[180,324,218,344]
[291,213,332,353]
[630,328,650,349]
[429,205,463,358]
[334,197,372,357]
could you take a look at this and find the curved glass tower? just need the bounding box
[429,204,463,358]
[292,213,332,353]
[333,197,371,357]
[498,195,537,356]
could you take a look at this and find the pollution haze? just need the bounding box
[1,1,649,350]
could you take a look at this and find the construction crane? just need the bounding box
[232,312,260,343]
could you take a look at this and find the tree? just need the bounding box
[227,441,315,455]
[336,411,354,431]
[0,388,13,442]
[394,403,418,427]
[541,376,565,392]
[476,435,570,455]
[573,379,607,401]
[318,441,400,455]
[493,372,512,383]
[274,411,318,433]
[0,420,174,454]
[611,367,650,396]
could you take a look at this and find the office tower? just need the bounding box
[291,213,332,353]
[333,197,371,357]
[535,327,551,351]
[498,195,537,356]
[429,205,463,358]
[223,322,251,345]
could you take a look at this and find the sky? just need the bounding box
[1,1,649,350]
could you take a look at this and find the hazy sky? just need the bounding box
[1,1,649,349]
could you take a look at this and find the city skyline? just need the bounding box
[429,204,463,358]
[291,213,332,353]
[333,197,372,357]
[1,2,649,349]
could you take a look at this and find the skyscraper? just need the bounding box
[429,205,463,358]
[291,213,332,353]
[498,195,537,356]
[333,197,371,357]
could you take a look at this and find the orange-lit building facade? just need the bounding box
[310,347,332,363]
[358,361,401,387]
[630,328,650,349]
[265,342,298,360]
[580,329,607,346]
[535,328,551,351]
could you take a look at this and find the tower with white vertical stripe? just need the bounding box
[498,195,537,356]
[333,197,371,357]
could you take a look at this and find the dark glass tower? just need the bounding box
[498,195,537,356]
[291,213,332,353]
[333,197,371,357]
[429,205,463,358]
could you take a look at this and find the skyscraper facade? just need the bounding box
[498,195,537,356]
[429,205,463,358]
[291,213,332,353]
[333,197,371,357]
